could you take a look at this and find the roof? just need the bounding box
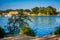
[9,11,18,15]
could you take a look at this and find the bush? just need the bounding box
[52,27,60,35]
[20,25,35,36]
[0,26,5,38]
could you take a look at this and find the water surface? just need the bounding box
[0,16,60,36]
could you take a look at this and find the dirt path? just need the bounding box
[0,35,60,40]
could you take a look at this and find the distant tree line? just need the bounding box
[0,6,60,15]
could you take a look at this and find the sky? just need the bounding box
[0,0,60,11]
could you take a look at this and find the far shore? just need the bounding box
[0,14,60,17]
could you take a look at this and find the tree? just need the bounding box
[19,9,24,13]
[47,6,56,15]
[32,7,39,14]
[39,6,57,15]
[0,10,4,15]
[52,27,60,35]
[24,9,31,12]
[7,12,31,34]
[0,26,5,38]
[16,9,24,14]
[57,12,60,15]
[20,25,35,36]
[39,7,47,14]
[4,9,14,13]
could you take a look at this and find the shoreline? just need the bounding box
[0,34,60,40]
[0,15,60,17]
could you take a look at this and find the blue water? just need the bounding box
[0,16,60,36]
[0,16,8,32]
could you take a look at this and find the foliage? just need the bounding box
[16,9,24,13]
[57,12,60,15]
[0,10,4,15]
[0,6,59,15]
[7,12,31,34]
[0,26,5,38]
[46,6,57,15]
[32,7,39,14]
[31,6,57,15]
[4,9,14,13]
[52,27,60,35]
[20,25,35,36]
[39,7,47,14]
[24,9,31,12]
[39,6,57,15]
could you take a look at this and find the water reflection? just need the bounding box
[29,16,60,36]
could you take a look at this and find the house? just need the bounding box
[7,11,18,16]
[8,11,18,15]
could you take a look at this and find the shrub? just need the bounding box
[0,26,5,38]
[52,27,60,35]
[20,25,35,36]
